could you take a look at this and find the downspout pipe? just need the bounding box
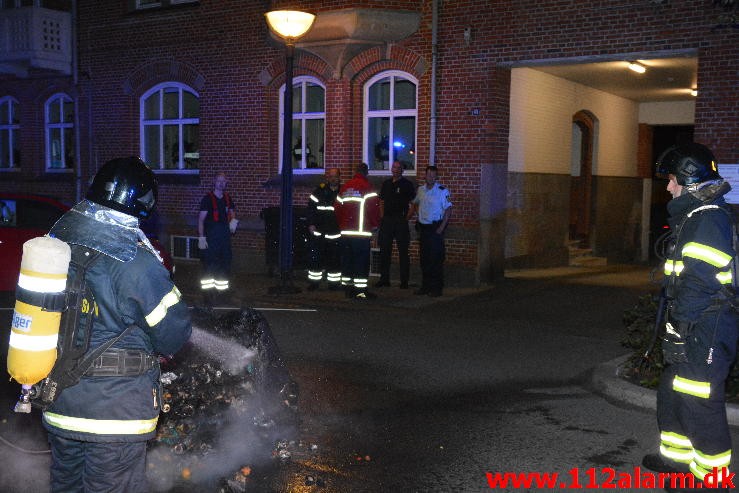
[72,0,82,202]
[429,0,439,166]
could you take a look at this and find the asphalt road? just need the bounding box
[1,265,738,492]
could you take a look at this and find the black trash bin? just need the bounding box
[260,206,310,276]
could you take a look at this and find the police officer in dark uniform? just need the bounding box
[44,157,192,492]
[409,165,452,297]
[306,168,342,290]
[641,143,737,492]
[376,160,416,289]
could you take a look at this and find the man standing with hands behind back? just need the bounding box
[376,160,416,289]
[409,165,452,297]
[198,172,238,306]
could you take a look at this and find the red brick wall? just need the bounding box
[1,0,736,277]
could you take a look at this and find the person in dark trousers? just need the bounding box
[376,160,416,289]
[408,165,452,297]
[334,162,381,299]
[641,143,737,493]
[307,167,342,290]
[198,172,238,305]
[44,157,192,492]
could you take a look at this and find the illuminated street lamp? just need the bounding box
[265,10,316,294]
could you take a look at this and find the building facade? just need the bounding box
[1,0,737,286]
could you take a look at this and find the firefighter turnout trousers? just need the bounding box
[657,306,738,483]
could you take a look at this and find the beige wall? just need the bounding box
[508,68,640,177]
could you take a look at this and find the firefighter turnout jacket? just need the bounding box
[308,182,340,239]
[657,180,738,483]
[43,206,192,443]
[334,173,381,237]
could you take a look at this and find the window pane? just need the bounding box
[49,100,61,124]
[368,117,390,170]
[291,120,303,169]
[305,83,324,113]
[305,119,323,169]
[63,100,74,123]
[183,124,199,169]
[49,128,63,168]
[394,78,416,110]
[12,133,19,167]
[144,125,160,168]
[291,84,302,114]
[163,89,179,120]
[64,128,74,168]
[0,101,7,125]
[163,124,179,169]
[393,116,416,170]
[369,77,391,111]
[144,92,160,120]
[0,129,8,168]
[183,91,199,118]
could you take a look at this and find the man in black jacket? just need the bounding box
[44,157,192,492]
[376,160,416,289]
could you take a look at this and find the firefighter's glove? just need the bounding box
[229,219,239,234]
[198,236,208,250]
[661,320,692,365]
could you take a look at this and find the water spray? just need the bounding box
[188,325,256,375]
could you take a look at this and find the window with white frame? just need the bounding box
[45,93,74,170]
[0,97,20,169]
[141,83,200,171]
[279,76,325,172]
[364,71,417,173]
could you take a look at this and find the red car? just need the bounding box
[0,193,174,291]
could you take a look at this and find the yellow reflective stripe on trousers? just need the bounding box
[690,449,732,481]
[660,444,693,463]
[673,375,710,398]
[661,430,693,448]
[682,242,732,268]
[145,286,182,327]
[43,412,158,435]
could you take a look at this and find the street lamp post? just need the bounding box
[265,10,316,294]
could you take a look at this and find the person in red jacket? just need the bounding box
[334,162,381,299]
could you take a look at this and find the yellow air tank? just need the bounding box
[7,236,70,385]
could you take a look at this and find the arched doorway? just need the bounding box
[569,110,596,247]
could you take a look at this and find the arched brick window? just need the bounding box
[279,76,325,172]
[141,82,200,171]
[364,71,417,174]
[45,93,75,170]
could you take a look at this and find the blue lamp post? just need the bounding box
[265,10,316,294]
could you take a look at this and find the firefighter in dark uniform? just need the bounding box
[307,168,342,290]
[44,157,192,492]
[198,172,238,305]
[409,165,452,297]
[641,143,738,492]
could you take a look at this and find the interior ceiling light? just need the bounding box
[691,89,698,97]
[628,62,646,74]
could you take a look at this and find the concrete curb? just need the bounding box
[593,354,739,427]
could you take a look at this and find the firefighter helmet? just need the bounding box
[86,157,157,219]
[655,142,721,186]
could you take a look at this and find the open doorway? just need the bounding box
[569,110,596,248]
[648,125,694,259]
